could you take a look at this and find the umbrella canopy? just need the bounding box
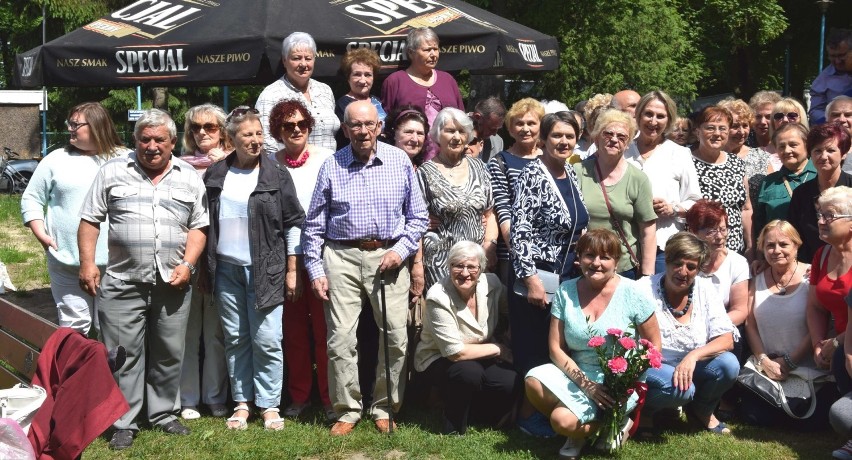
[14,0,558,88]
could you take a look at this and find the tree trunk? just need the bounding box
[152,87,168,110]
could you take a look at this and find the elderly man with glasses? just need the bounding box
[302,100,428,436]
[809,29,852,124]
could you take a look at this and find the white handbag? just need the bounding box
[0,384,46,434]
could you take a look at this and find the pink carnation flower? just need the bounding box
[645,348,663,369]
[588,336,606,347]
[606,328,623,337]
[607,356,628,374]
[618,337,636,350]
[639,338,652,348]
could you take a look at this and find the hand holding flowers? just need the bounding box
[585,324,663,451]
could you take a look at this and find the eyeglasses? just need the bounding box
[816,212,852,223]
[451,263,480,274]
[346,120,378,132]
[701,124,729,134]
[226,106,259,122]
[701,227,729,237]
[601,130,629,144]
[65,120,89,131]
[773,112,799,121]
[189,122,220,134]
[468,136,483,146]
[282,120,311,132]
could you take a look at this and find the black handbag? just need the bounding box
[736,355,830,419]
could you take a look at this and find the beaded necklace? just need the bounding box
[659,276,694,318]
[284,149,310,168]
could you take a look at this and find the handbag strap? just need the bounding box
[779,376,818,419]
[593,159,640,269]
[537,160,579,276]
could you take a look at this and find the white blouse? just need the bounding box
[636,273,736,363]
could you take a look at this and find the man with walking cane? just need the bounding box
[302,100,428,436]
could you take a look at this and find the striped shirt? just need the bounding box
[79,154,209,283]
[302,142,429,281]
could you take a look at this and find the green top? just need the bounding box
[754,160,817,239]
[574,158,657,273]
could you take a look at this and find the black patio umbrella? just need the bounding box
[14,0,558,88]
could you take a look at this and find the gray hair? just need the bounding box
[134,108,176,140]
[224,106,262,140]
[748,90,781,113]
[282,32,317,58]
[828,95,852,119]
[406,27,439,58]
[182,104,227,154]
[447,240,487,271]
[818,186,852,216]
[429,107,474,143]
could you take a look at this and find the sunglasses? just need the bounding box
[773,112,799,121]
[468,136,483,146]
[282,120,311,132]
[65,120,89,131]
[189,122,220,134]
[226,106,259,122]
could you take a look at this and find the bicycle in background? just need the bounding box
[0,147,36,194]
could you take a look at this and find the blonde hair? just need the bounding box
[757,220,803,255]
[584,93,613,134]
[718,98,755,126]
[769,98,809,139]
[591,108,637,141]
[504,98,545,131]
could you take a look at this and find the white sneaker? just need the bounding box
[558,437,585,459]
[181,407,201,420]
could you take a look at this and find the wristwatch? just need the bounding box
[179,260,197,275]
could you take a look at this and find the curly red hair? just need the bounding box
[269,100,314,143]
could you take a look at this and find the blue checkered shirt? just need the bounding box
[302,142,428,280]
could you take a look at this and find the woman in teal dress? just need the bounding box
[525,229,661,459]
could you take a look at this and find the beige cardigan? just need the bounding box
[413,273,506,372]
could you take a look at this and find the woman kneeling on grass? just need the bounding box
[636,232,738,436]
[524,229,661,459]
[413,240,519,435]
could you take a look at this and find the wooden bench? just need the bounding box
[0,297,58,387]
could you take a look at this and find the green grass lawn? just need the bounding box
[79,402,839,459]
[0,194,842,459]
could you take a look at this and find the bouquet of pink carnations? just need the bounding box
[586,324,662,451]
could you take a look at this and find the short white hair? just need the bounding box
[541,99,571,114]
[447,241,487,271]
[818,186,852,216]
[282,32,316,58]
[134,108,176,140]
[429,107,474,143]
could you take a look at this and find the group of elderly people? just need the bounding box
[19,24,852,459]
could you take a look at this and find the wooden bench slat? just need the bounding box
[0,297,57,349]
[0,330,40,380]
[0,365,26,388]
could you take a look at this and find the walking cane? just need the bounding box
[379,272,394,434]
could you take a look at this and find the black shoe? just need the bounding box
[109,430,134,450]
[159,419,191,435]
